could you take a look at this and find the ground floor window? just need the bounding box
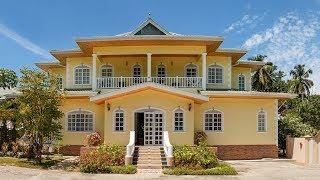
[114,109,125,131]
[67,110,93,132]
[173,109,185,131]
[204,109,223,132]
[257,110,267,132]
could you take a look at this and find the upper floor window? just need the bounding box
[204,109,223,132]
[173,109,185,131]
[185,64,197,77]
[101,64,113,77]
[57,76,63,90]
[208,65,223,84]
[133,64,141,77]
[238,74,245,91]
[75,65,90,85]
[157,64,166,77]
[257,110,267,132]
[114,109,125,132]
[67,110,93,132]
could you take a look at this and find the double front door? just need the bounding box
[144,112,164,145]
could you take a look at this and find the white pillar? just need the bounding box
[92,54,97,91]
[147,53,152,81]
[201,53,207,90]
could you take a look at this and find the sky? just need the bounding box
[0,0,319,93]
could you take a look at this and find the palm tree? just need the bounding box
[249,55,274,92]
[0,68,18,89]
[289,64,313,98]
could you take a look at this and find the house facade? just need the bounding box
[36,18,295,160]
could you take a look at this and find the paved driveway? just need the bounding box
[0,160,319,180]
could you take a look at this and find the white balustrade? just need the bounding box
[97,76,202,89]
[125,131,135,165]
[163,131,173,166]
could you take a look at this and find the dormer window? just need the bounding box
[74,65,90,85]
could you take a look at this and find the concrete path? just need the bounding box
[0,160,319,180]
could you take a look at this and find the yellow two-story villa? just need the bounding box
[36,17,295,161]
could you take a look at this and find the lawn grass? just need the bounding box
[0,156,65,169]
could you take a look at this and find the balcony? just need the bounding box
[97,77,203,89]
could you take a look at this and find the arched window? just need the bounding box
[173,109,185,131]
[238,74,245,91]
[157,64,166,77]
[74,65,90,85]
[185,64,197,77]
[207,65,223,84]
[257,110,267,132]
[67,110,93,132]
[114,109,125,132]
[133,64,141,77]
[57,75,63,90]
[204,109,223,132]
[101,64,113,77]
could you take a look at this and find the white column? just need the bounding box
[147,53,152,81]
[92,54,97,91]
[201,53,207,90]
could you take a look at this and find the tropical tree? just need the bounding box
[17,69,63,163]
[0,99,19,148]
[289,64,313,98]
[249,55,274,92]
[0,68,18,89]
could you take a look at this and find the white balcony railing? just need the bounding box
[97,77,202,89]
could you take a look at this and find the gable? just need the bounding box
[134,23,166,35]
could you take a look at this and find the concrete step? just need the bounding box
[137,164,162,169]
[135,156,161,160]
[138,149,161,153]
[137,159,162,164]
[138,152,161,156]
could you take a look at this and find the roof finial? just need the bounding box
[148,12,151,18]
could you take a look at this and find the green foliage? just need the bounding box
[0,156,64,169]
[0,68,18,89]
[79,144,127,173]
[163,163,237,175]
[17,68,63,163]
[194,131,207,145]
[289,64,313,98]
[278,113,316,151]
[173,143,218,169]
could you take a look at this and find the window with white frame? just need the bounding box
[174,109,184,131]
[114,109,124,131]
[207,65,223,83]
[57,76,63,90]
[204,110,223,131]
[67,110,93,132]
[185,64,197,77]
[133,64,141,77]
[257,110,267,132]
[157,64,166,77]
[238,74,245,91]
[74,65,90,85]
[101,64,113,77]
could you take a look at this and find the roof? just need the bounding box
[200,91,297,99]
[90,82,209,104]
[0,88,20,100]
[233,60,265,71]
[35,62,65,71]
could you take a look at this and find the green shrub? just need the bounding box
[163,163,237,175]
[173,142,218,168]
[109,165,137,174]
[194,131,207,145]
[79,144,127,173]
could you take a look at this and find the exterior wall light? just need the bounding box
[107,103,111,111]
[188,103,192,111]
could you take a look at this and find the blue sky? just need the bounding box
[0,0,319,92]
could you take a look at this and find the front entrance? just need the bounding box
[134,109,164,146]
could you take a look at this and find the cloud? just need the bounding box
[243,12,320,93]
[224,14,266,34]
[0,23,51,59]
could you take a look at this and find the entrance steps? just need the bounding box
[133,146,167,172]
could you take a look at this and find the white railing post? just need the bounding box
[125,131,135,165]
[163,131,173,166]
[120,76,123,88]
